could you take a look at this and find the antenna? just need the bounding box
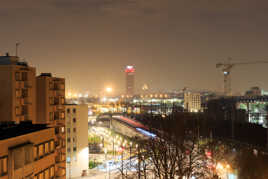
[15,42,20,57]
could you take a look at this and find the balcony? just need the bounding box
[24,81,32,88]
[24,97,32,104]
[56,105,64,110]
[56,91,65,97]
[20,98,25,105]
[15,81,24,89]
[24,115,30,121]
[16,115,24,122]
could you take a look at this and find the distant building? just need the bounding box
[245,86,262,96]
[36,73,66,178]
[205,96,268,127]
[65,104,89,178]
[125,66,135,96]
[184,92,201,112]
[0,54,36,124]
[0,122,56,179]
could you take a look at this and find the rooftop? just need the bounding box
[0,121,49,140]
[0,53,28,66]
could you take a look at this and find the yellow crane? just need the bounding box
[216,58,268,96]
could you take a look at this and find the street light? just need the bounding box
[129,142,133,169]
[104,148,108,179]
[106,87,113,93]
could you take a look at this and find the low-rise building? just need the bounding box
[65,104,88,178]
[0,54,36,124]
[0,122,56,179]
[184,92,201,112]
[36,73,66,178]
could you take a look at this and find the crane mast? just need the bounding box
[216,59,268,96]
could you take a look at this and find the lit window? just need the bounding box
[61,127,65,133]
[66,157,71,163]
[45,142,49,154]
[60,97,65,105]
[50,166,55,177]
[38,144,44,157]
[15,89,21,98]
[44,169,49,179]
[60,112,65,119]
[38,172,44,179]
[61,153,66,161]
[50,141,54,152]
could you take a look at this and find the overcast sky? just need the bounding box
[1,0,268,94]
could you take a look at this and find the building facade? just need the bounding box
[0,123,56,179]
[125,66,135,96]
[36,73,66,178]
[65,104,88,178]
[184,92,201,112]
[0,54,36,124]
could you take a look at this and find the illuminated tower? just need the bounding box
[125,66,135,96]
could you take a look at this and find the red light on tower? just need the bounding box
[125,66,135,73]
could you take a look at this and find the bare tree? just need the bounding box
[129,112,213,179]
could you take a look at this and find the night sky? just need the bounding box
[1,0,268,95]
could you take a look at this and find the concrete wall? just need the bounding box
[0,66,12,122]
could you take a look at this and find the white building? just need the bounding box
[184,92,201,112]
[65,104,88,178]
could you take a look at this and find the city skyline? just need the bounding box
[1,0,268,94]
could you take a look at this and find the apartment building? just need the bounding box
[0,54,36,124]
[184,92,201,112]
[65,104,88,178]
[0,122,56,179]
[36,73,66,178]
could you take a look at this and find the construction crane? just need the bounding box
[216,58,268,96]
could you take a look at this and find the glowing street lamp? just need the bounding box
[106,87,113,93]
[67,92,72,98]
